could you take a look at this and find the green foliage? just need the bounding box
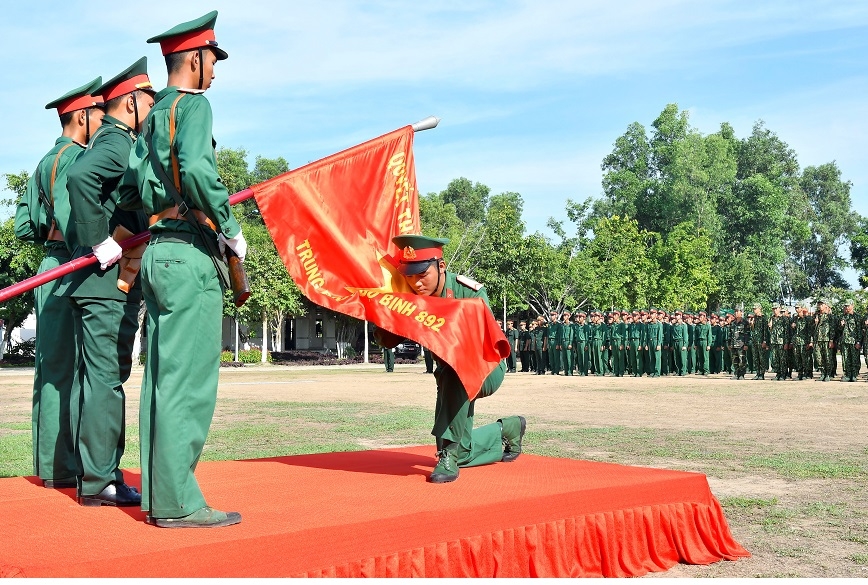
[220,349,272,363]
[0,217,44,332]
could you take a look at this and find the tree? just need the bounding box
[439,177,490,226]
[474,192,527,316]
[0,172,42,352]
[849,216,868,288]
[581,216,657,310]
[789,163,858,294]
[651,222,718,310]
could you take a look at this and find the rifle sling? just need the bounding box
[144,98,230,289]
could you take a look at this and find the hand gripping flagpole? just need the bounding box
[0,116,441,303]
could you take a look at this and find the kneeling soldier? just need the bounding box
[376,235,526,484]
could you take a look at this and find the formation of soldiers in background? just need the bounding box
[500,298,867,382]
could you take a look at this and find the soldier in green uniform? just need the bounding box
[383,235,525,483]
[56,62,155,507]
[711,313,723,374]
[837,300,861,382]
[728,306,750,379]
[660,310,671,376]
[119,12,243,528]
[600,312,612,375]
[382,344,395,372]
[505,320,518,373]
[532,318,545,374]
[559,311,574,375]
[609,310,626,377]
[646,310,663,377]
[671,311,688,376]
[535,315,548,374]
[517,321,530,372]
[639,310,651,375]
[14,79,105,489]
[573,311,589,376]
[589,310,604,375]
[628,311,642,376]
[683,313,695,374]
[546,310,562,375]
[695,311,711,375]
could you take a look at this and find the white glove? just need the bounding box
[92,236,123,270]
[219,231,247,262]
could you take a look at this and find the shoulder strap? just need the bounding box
[49,143,76,205]
[168,94,185,192]
[144,96,230,290]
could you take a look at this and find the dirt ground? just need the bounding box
[1,363,866,577]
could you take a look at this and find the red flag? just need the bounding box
[253,126,509,399]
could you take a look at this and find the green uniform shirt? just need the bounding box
[838,313,862,345]
[118,87,240,239]
[672,323,688,346]
[14,136,84,254]
[57,116,148,301]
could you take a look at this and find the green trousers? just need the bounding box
[674,345,687,375]
[383,347,395,371]
[697,345,709,374]
[575,342,588,375]
[841,344,860,379]
[560,345,573,375]
[69,295,138,495]
[547,343,560,374]
[730,345,748,377]
[433,360,506,468]
[140,237,223,519]
[32,246,77,481]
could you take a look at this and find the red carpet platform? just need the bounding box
[0,446,748,577]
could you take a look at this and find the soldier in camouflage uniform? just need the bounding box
[837,300,861,382]
[791,303,814,380]
[768,304,788,380]
[814,300,834,382]
[749,304,768,380]
[729,306,750,379]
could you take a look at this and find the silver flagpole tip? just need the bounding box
[411,116,440,132]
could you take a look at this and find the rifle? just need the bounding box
[0,116,440,304]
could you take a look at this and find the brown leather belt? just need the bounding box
[149,206,216,232]
[46,221,64,242]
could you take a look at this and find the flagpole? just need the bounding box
[0,117,440,304]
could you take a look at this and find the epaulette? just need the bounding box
[113,124,136,141]
[178,88,206,95]
[456,274,483,291]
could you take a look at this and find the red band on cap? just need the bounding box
[102,74,153,101]
[159,29,217,56]
[57,94,103,115]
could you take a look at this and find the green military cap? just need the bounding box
[392,234,449,276]
[735,303,744,312]
[96,57,154,102]
[45,77,104,115]
[148,10,228,61]
[753,302,762,310]
[577,310,586,316]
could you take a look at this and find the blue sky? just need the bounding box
[2,1,867,282]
